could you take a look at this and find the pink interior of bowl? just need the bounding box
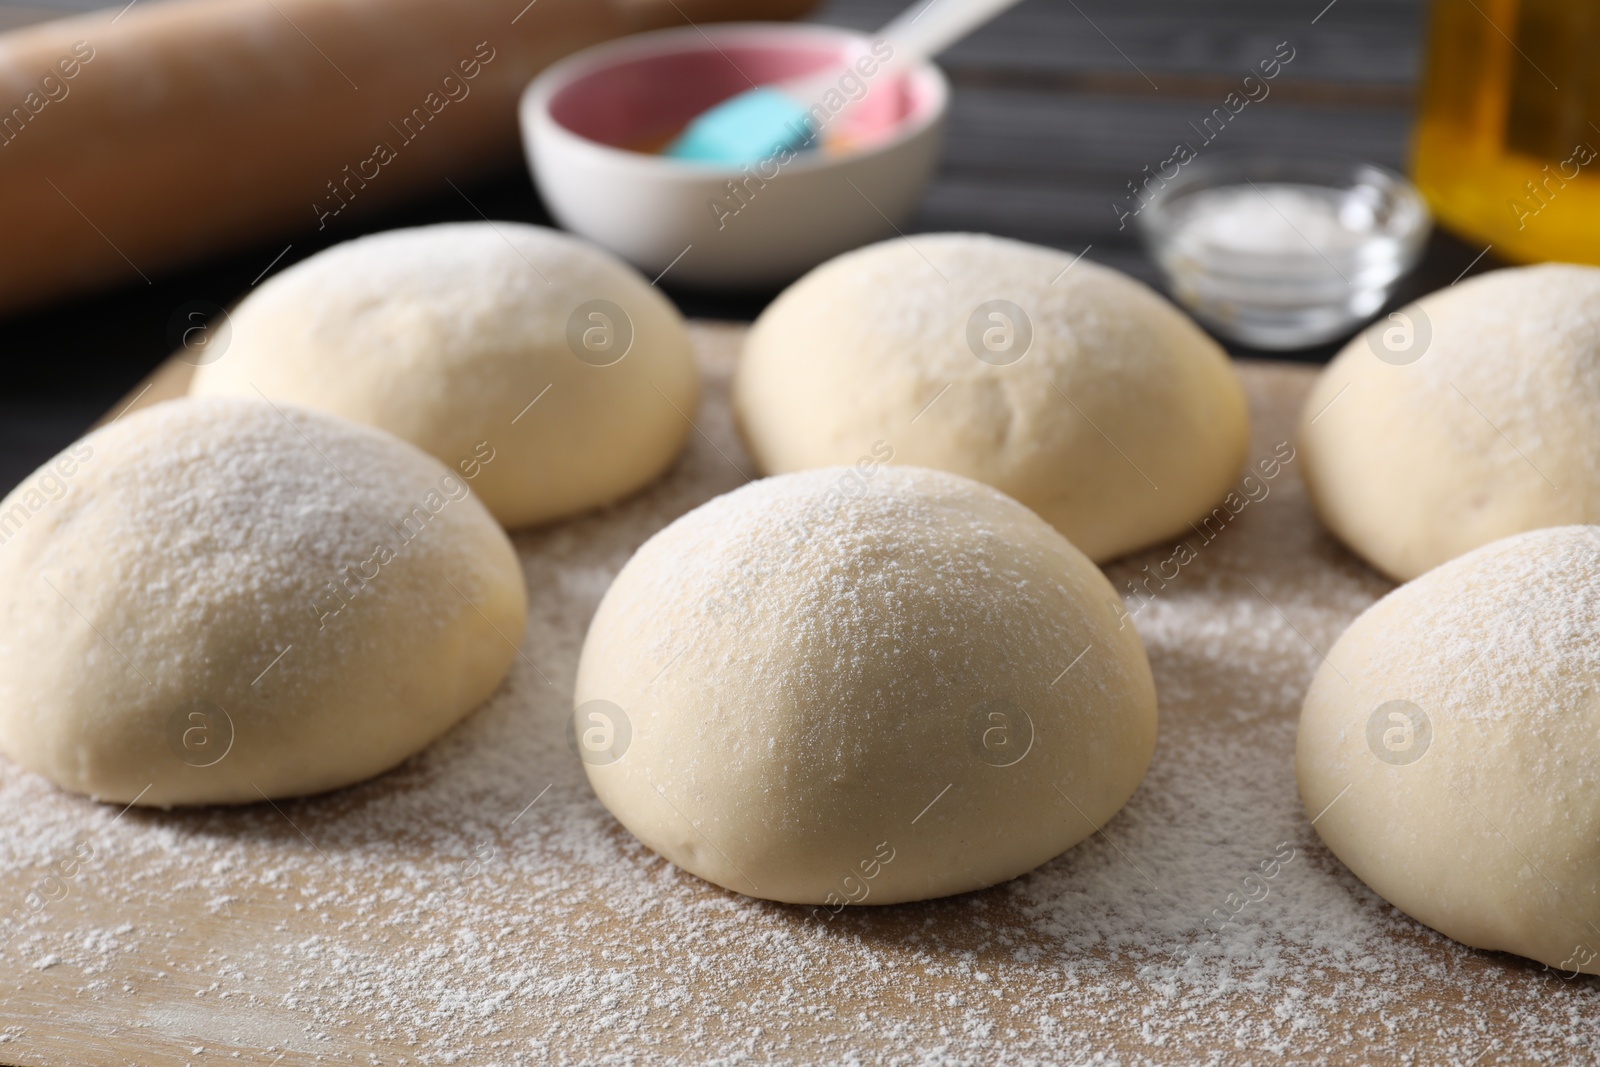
[547,38,931,154]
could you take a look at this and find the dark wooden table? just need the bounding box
[0,0,1488,494]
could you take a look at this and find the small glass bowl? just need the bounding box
[1136,155,1431,350]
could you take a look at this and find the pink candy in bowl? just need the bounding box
[519,23,949,290]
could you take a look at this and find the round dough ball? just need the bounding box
[1298,525,1600,973]
[734,233,1250,562]
[190,221,699,529]
[573,465,1158,904]
[1299,264,1600,581]
[0,397,527,807]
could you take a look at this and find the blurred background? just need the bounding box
[0,0,1505,492]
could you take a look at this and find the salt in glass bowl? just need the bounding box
[1135,155,1431,350]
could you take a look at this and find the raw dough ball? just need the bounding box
[190,222,699,529]
[0,398,527,807]
[1299,264,1600,581]
[573,466,1158,904]
[734,233,1250,562]
[1298,525,1600,973]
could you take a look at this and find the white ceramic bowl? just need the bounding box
[519,23,948,290]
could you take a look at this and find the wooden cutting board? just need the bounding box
[0,323,1592,1066]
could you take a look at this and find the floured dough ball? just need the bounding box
[190,222,699,529]
[0,398,526,807]
[573,466,1158,905]
[1298,526,1600,973]
[734,233,1250,562]
[1299,264,1600,581]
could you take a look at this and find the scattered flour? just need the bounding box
[0,337,1595,1065]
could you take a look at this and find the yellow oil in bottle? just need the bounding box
[1412,0,1600,263]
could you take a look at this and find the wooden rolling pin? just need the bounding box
[0,0,813,315]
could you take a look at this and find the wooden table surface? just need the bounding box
[0,0,1493,497]
[4,323,1595,1067]
[0,3,1555,1064]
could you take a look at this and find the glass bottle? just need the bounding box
[1411,0,1600,264]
